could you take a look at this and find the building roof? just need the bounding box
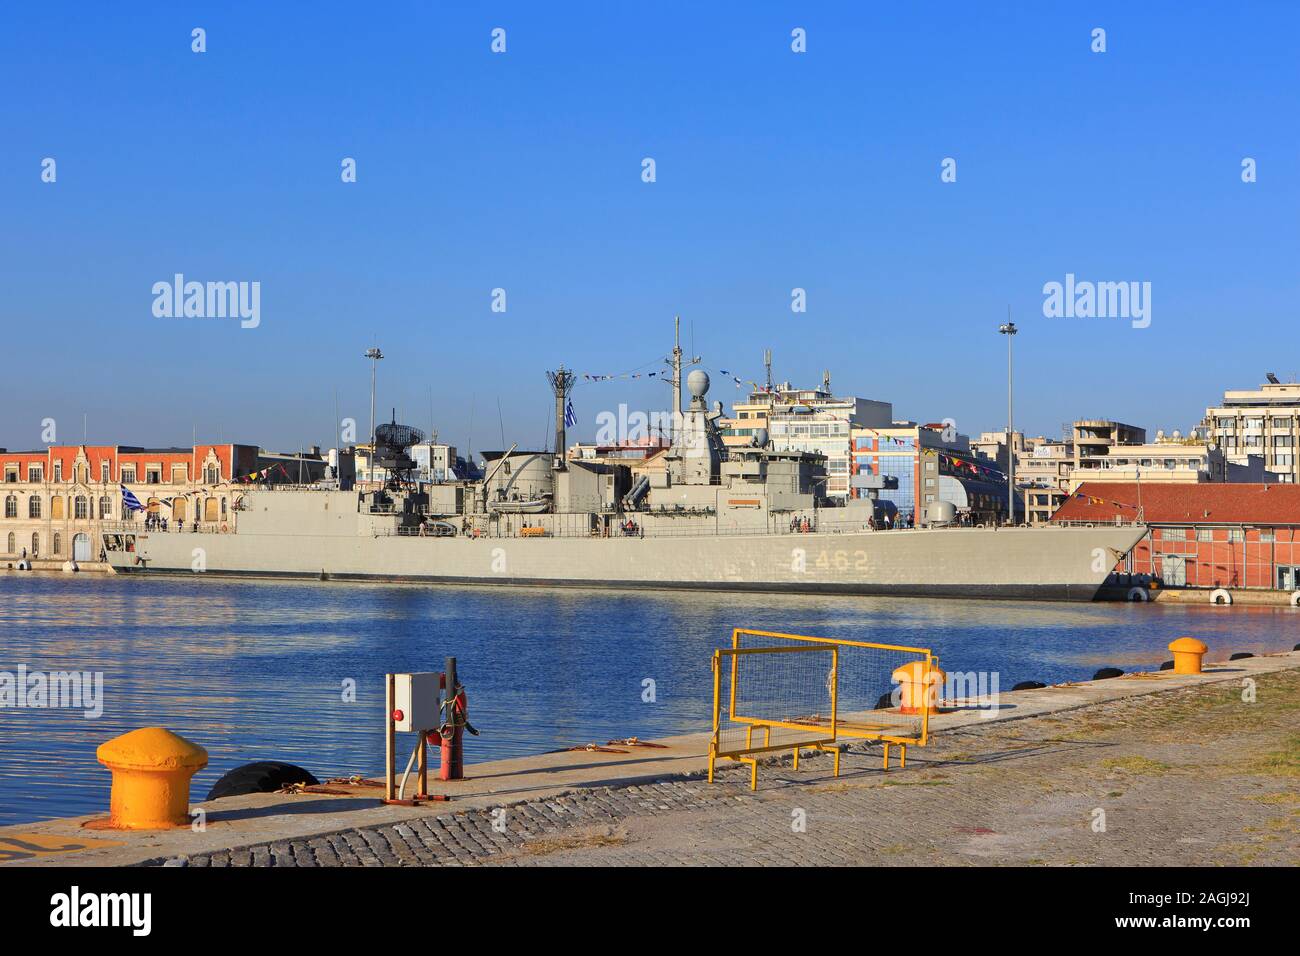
[1052,482,1300,525]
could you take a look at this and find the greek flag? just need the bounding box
[565,398,577,428]
[121,484,145,512]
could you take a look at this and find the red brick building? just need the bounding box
[1051,482,1300,591]
[1,443,318,563]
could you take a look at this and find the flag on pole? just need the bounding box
[565,399,577,428]
[121,485,145,512]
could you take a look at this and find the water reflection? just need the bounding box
[0,574,1295,825]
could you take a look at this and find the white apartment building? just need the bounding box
[767,388,893,500]
[1203,378,1300,483]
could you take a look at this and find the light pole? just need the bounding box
[364,346,384,482]
[998,318,1017,525]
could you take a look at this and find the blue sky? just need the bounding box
[2,2,1297,455]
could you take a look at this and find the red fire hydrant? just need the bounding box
[430,680,477,781]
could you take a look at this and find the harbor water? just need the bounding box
[1,574,1295,826]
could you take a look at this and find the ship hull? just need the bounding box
[105,525,1146,602]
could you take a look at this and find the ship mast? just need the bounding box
[665,315,701,445]
[546,365,575,471]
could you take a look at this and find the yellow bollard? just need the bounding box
[1167,637,1208,675]
[95,727,208,829]
[891,661,946,715]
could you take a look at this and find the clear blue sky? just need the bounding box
[3,2,1297,455]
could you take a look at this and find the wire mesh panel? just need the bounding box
[732,628,935,745]
[709,645,839,790]
[712,645,838,758]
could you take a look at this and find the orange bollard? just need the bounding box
[95,727,208,829]
[891,661,946,715]
[1168,637,1208,675]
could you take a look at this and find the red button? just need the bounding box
[392,709,404,722]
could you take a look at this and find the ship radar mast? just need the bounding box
[665,315,701,442]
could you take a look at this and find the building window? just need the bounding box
[1196,528,1213,542]
[54,462,62,481]
[31,532,39,555]
[101,462,110,482]
[121,466,136,483]
[74,496,89,519]
[51,496,63,519]
[99,496,112,518]
[3,467,16,483]
[3,495,15,518]
[146,467,161,484]
[28,465,42,483]
[1228,528,1244,543]
[28,496,41,518]
[205,464,219,484]
[1260,531,1275,543]
[6,532,13,554]
[53,532,61,555]
[171,465,187,483]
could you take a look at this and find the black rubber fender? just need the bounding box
[1011,680,1046,691]
[205,761,319,800]
[1092,667,1124,681]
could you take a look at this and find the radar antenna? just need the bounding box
[373,410,424,490]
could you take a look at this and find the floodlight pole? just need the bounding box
[365,347,384,481]
[998,316,1017,525]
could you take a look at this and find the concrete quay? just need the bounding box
[2,651,1296,867]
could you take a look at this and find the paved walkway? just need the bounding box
[165,667,1299,867]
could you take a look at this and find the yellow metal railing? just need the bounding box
[724,628,941,777]
[710,644,840,790]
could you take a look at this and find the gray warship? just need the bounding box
[103,331,1145,600]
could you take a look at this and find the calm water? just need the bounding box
[0,574,1296,825]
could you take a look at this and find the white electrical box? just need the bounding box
[393,672,441,733]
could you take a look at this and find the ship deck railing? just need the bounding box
[99,520,234,534]
[374,516,1127,540]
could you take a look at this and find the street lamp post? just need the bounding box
[364,346,384,482]
[998,318,1017,525]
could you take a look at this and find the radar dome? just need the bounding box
[687,369,710,398]
[753,428,769,448]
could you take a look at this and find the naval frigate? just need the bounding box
[102,332,1145,600]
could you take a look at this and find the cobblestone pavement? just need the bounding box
[164,669,1299,867]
